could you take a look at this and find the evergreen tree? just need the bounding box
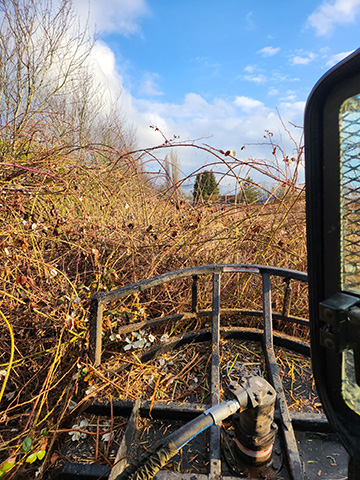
[238,177,259,204]
[193,171,219,203]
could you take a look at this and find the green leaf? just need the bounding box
[1,457,16,473]
[36,450,46,461]
[22,437,32,452]
[26,453,38,464]
[41,429,49,437]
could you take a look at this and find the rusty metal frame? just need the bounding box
[76,265,310,480]
[89,264,307,367]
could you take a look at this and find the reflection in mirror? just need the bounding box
[340,94,360,293]
[342,349,360,415]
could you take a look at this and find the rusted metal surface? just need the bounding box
[262,273,304,480]
[113,310,309,339]
[109,398,140,480]
[87,398,330,431]
[89,264,307,367]
[60,264,337,480]
[209,273,221,479]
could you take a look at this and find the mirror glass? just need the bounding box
[340,94,360,294]
[340,95,360,415]
[342,349,360,415]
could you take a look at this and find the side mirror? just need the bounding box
[305,48,360,478]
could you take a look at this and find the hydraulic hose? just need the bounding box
[115,399,240,480]
[167,399,240,449]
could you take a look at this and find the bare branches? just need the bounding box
[0,0,94,156]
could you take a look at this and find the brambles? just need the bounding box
[0,127,307,476]
[0,3,307,472]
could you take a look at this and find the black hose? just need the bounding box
[115,441,178,480]
[115,413,214,480]
[115,399,240,480]
[165,411,214,450]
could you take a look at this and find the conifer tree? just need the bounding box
[193,170,219,203]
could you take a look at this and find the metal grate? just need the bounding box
[55,265,350,480]
[340,94,360,293]
[86,265,311,479]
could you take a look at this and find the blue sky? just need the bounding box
[74,0,360,186]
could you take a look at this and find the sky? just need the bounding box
[72,0,360,188]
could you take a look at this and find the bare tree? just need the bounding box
[0,0,94,158]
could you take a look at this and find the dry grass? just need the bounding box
[0,134,308,478]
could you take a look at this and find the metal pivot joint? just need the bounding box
[226,376,278,465]
[319,292,359,351]
[320,293,360,385]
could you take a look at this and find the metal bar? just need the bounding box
[59,463,110,479]
[94,328,310,399]
[86,402,330,433]
[87,399,210,420]
[192,275,199,313]
[210,273,221,479]
[58,464,259,480]
[221,327,310,356]
[109,397,140,480]
[93,265,307,307]
[93,308,309,368]
[115,309,309,338]
[116,312,197,336]
[137,327,310,367]
[89,264,307,366]
[154,473,249,480]
[262,273,304,480]
[211,274,221,407]
[154,473,210,480]
[275,411,331,432]
[87,399,330,432]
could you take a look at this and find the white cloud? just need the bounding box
[272,73,300,82]
[326,50,355,66]
[244,64,257,74]
[72,0,149,36]
[280,90,297,102]
[129,92,305,184]
[308,0,360,36]
[245,12,256,30]
[268,87,280,96]
[278,101,306,120]
[290,52,317,65]
[88,41,127,108]
[130,89,302,164]
[234,96,264,111]
[91,42,117,82]
[243,71,300,86]
[139,73,163,96]
[78,35,305,184]
[244,74,268,84]
[135,93,236,122]
[257,46,280,57]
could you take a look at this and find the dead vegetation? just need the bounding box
[0,3,310,476]
[0,141,309,477]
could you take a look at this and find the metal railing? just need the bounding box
[89,264,308,367]
[88,264,309,480]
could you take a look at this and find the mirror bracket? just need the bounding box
[319,293,359,351]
